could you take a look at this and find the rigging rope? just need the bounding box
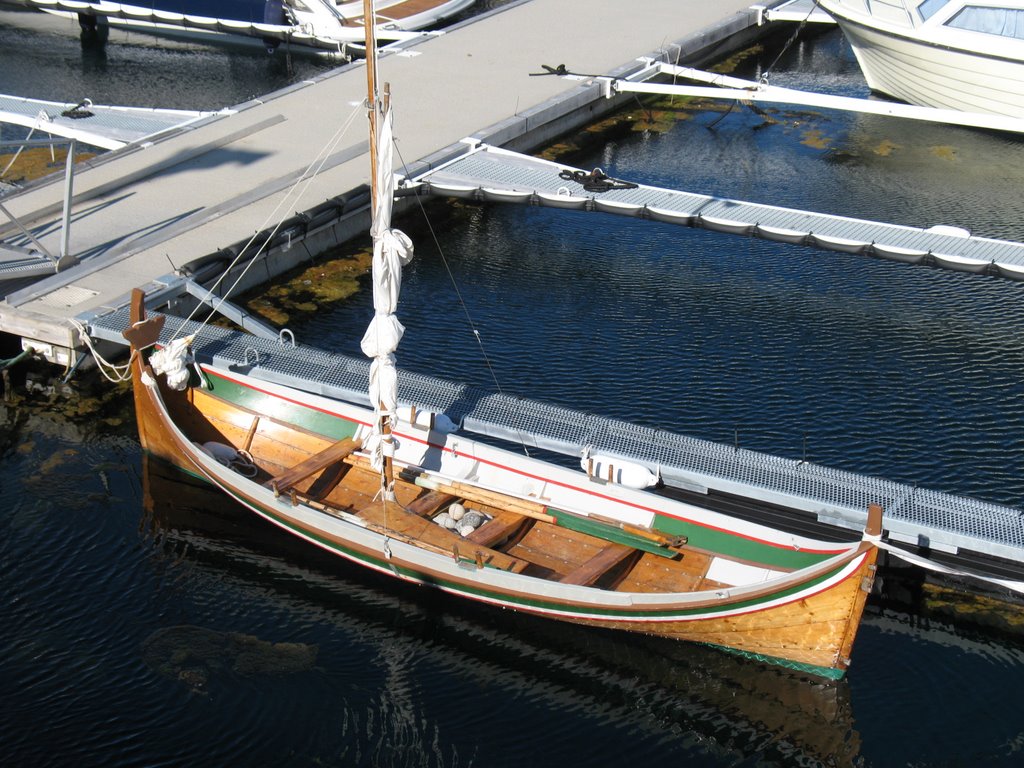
[760,0,821,85]
[168,101,365,343]
[393,139,533,457]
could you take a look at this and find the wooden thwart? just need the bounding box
[356,495,529,573]
[560,543,638,586]
[269,437,361,496]
[467,508,534,548]
[406,489,458,517]
[343,454,558,524]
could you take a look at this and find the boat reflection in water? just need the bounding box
[141,454,864,766]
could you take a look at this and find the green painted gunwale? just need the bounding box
[151,449,853,681]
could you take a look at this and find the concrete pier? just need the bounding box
[0,0,765,361]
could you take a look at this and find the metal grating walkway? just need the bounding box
[88,305,1024,568]
[412,144,1024,280]
[0,93,223,151]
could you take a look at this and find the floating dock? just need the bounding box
[414,143,1024,276]
[0,0,765,360]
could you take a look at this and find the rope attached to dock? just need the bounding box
[0,348,32,371]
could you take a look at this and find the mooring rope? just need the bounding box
[760,0,822,85]
[69,318,135,383]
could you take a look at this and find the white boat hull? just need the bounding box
[820,0,1024,118]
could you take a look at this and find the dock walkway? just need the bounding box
[0,0,759,350]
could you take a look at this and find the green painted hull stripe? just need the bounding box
[652,513,831,570]
[204,368,841,570]
[550,509,678,558]
[205,370,361,442]
[711,644,846,680]
[254,489,848,618]
[151,456,847,679]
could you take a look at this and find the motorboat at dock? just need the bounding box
[817,0,1024,118]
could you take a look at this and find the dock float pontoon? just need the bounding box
[413,143,1024,279]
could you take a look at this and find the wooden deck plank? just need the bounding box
[405,489,458,517]
[356,498,528,572]
[466,507,533,548]
[615,550,711,593]
[506,524,607,578]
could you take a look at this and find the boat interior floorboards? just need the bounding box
[180,387,754,595]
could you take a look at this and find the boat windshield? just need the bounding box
[947,6,1024,38]
[917,0,952,21]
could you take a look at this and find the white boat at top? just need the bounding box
[12,0,476,55]
[817,0,1024,118]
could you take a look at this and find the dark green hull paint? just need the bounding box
[712,645,846,681]
[239,480,855,619]
[205,369,362,442]
[250,487,856,618]
[653,514,832,570]
[154,444,855,623]
[550,508,678,558]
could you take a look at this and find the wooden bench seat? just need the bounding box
[357,498,529,573]
[268,437,361,496]
[405,490,458,517]
[560,543,639,587]
[466,508,533,548]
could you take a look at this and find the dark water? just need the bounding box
[4,15,1024,767]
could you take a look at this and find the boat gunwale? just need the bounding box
[135,357,872,621]
[200,363,856,559]
[822,1,1024,68]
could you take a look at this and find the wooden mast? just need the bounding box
[364,0,396,495]
[365,0,379,205]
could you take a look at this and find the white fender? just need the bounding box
[581,450,660,489]
[405,405,457,433]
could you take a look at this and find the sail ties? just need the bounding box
[360,101,413,476]
[360,227,413,472]
[149,335,195,391]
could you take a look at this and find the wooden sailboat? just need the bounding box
[121,0,881,680]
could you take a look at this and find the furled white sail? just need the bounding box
[360,102,414,476]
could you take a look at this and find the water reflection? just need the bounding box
[143,455,863,767]
[143,453,1024,766]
